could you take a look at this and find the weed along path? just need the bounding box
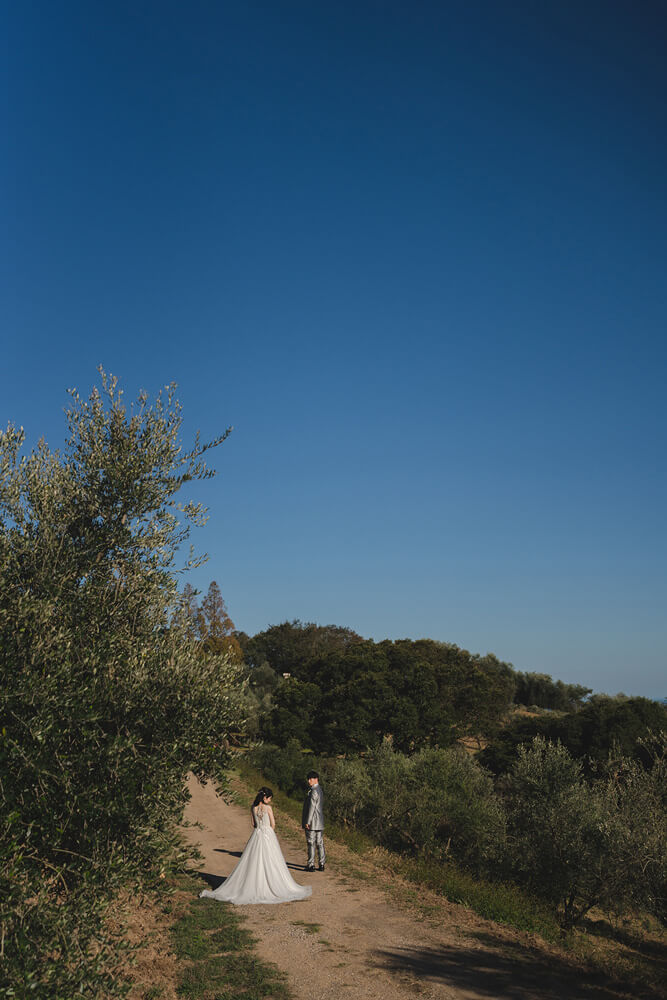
[180,774,642,1000]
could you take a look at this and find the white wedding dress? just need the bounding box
[199,805,312,905]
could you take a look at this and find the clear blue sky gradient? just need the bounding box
[3,2,666,697]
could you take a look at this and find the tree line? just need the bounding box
[227,620,661,764]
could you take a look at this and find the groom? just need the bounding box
[302,770,325,872]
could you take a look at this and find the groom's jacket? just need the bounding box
[302,784,324,830]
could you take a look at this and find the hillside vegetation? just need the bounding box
[228,620,667,932]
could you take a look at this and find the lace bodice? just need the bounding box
[254,805,271,831]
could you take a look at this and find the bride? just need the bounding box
[199,787,312,905]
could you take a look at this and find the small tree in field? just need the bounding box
[504,737,605,927]
[0,371,246,998]
[504,735,667,928]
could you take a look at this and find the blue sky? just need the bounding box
[3,2,666,698]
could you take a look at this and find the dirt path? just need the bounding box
[180,775,640,1000]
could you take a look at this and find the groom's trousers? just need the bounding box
[306,829,325,867]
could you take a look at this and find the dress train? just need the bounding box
[199,806,312,905]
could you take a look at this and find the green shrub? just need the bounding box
[250,738,319,797]
[503,735,667,927]
[321,739,505,872]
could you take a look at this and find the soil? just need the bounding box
[178,774,649,1000]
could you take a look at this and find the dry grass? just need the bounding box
[106,885,185,1000]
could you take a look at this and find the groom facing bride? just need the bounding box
[302,770,325,872]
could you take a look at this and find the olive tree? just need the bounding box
[0,371,246,998]
[504,735,667,928]
[323,738,505,870]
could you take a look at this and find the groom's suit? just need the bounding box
[302,783,325,869]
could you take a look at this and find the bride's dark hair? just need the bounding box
[252,787,273,808]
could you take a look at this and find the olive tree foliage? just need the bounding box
[504,735,667,928]
[323,738,505,871]
[0,372,246,999]
[593,733,667,924]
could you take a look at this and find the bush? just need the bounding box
[250,738,319,798]
[250,730,666,933]
[322,739,505,872]
[594,733,667,923]
[502,735,667,927]
[0,373,246,998]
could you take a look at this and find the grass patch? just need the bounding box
[291,920,321,934]
[170,873,292,999]
[397,856,561,941]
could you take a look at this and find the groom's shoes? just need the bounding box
[318,864,325,871]
[306,865,315,872]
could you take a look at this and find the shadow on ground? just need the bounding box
[191,870,225,891]
[374,930,663,1000]
[581,916,666,961]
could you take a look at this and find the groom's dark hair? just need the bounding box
[306,770,319,780]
